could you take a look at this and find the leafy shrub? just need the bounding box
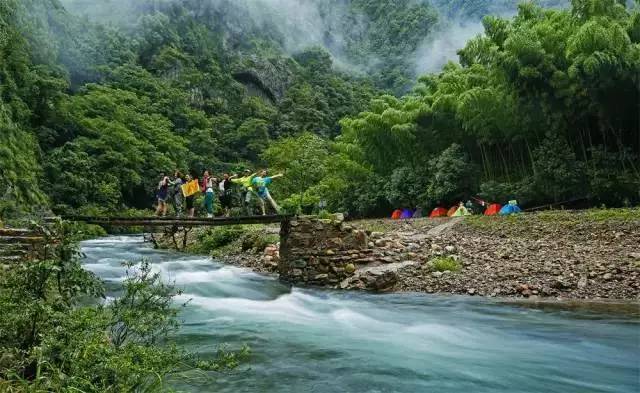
[430,256,462,272]
[478,180,519,204]
[241,230,279,252]
[529,135,587,203]
[0,222,246,391]
[586,148,640,206]
[424,144,479,206]
[196,226,246,253]
[385,166,430,208]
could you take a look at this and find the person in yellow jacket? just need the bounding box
[231,169,257,215]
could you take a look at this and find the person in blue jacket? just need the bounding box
[251,170,284,215]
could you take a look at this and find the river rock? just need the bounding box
[577,276,588,289]
[374,239,388,247]
[293,259,307,268]
[370,232,384,239]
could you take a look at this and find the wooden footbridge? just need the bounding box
[1,215,293,262]
[45,214,292,227]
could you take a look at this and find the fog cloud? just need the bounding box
[59,0,570,81]
[413,20,485,74]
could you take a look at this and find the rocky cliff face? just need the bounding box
[232,56,296,104]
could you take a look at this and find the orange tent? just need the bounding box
[447,206,458,217]
[484,203,502,216]
[391,209,403,219]
[429,207,448,218]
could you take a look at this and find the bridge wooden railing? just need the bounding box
[45,214,293,227]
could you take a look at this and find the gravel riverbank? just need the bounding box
[152,209,640,301]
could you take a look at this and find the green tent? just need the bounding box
[452,205,471,216]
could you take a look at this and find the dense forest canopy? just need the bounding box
[0,0,638,219]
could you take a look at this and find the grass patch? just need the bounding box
[429,256,462,272]
[188,224,279,257]
[241,231,279,252]
[354,219,394,234]
[465,208,640,231]
[574,208,640,222]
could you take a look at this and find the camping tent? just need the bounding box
[452,205,471,216]
[447,206,458,217]
[391,209,403,219]
[499,204,522,215]
[400,209,413,219]
[429,207,448,218]
[484,203,502,216]
[412,208,423,218]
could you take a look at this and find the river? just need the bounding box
[81,236,639,393]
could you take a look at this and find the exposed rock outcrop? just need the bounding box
[232,56,295,103]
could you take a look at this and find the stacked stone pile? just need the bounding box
[278,216,369,286]
[0,227,46,263]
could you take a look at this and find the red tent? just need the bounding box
[429,207,448,218]
[447,206,458,217]
[391,209,403,219]
[484,203,502,216]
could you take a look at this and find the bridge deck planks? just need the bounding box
[46,214,292,227]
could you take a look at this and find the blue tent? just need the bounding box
[499,204,522,215]
[400,209,413,219]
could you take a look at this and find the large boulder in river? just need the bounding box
[232,55,295,104]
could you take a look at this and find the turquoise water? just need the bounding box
[81,236,640,393]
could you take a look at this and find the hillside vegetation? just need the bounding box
[0,0,638,220]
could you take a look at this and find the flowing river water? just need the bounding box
[81,236,639,393]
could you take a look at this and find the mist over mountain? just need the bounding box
[57,0,571,88]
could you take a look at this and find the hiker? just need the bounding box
[170,170,184,217]
[251,170,283,215]
[218,173,236,217]
[202,170,215,218]
[185,174,196,218]
[201,170,211,193]
[231,169,257,215]
[155,172,170,216]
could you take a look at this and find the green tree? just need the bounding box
[529,135,587,202]
[425,143,478,205]
[262,133,330,212]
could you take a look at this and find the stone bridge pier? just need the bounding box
[278,215,370,286]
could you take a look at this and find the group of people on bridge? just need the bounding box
[155,169,284,218]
